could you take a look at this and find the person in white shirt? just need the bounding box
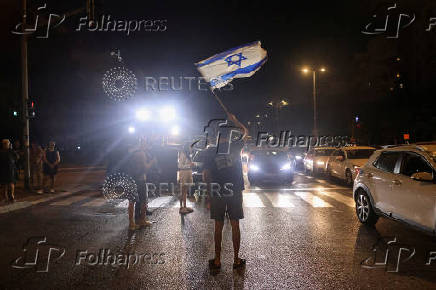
[178,143,194,214]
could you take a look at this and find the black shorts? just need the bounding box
[210,191,244,221]
[133,178,148,204]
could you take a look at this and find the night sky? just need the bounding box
[1,0,435,149]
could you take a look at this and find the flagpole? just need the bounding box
[210,88,230,116]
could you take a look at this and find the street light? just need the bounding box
[301,67,326,137]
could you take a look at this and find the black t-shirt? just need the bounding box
[203,140,245,194]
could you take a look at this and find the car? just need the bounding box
[303,147,337,175]
[247,149,294,186]
[290,148,306,171]
[353,143,436,234]
[326,146,376,185]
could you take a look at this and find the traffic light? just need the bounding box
[355,115,361,128]
[27,98,36,119]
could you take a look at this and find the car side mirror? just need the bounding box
[411,172,434,182]
[336,156,344,162]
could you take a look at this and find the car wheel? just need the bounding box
[345,169,353,186]
[355,189,379,226]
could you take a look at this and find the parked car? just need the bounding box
[353,143,436,234]
[247,149,294,186]
[303,147,336,175]
[326,146,376,185]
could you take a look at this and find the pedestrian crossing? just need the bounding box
[1,188,356,214]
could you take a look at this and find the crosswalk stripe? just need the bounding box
[30,191,74,205]
[82,198,107,207]
[50,192,99,206]
[265,193,295,208]
[243,192,265,207]
[314,190,355,207]
[149,196,174,208]
[294,191,333,207]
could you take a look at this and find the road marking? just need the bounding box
[149,196,174,208]
[314,190,355,207]
[294,191,333,207]
[82,198,107,207]
[30,191,75,205]
[51,192,99,206]
[266,193,295,208]
[243,192,265,207]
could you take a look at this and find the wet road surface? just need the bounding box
[1,168,436,289]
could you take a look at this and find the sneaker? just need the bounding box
[50,189,55,193]
[36,189,43,194]
[179,207,190,214]
[129,224,140,231]
[137,220,153,227]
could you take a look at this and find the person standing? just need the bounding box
[203,113,248,270]
[42,141,60,193]
[128,138,154,230]
[30,141,44,193]
[178,143,194,214]
[0,139,17,203]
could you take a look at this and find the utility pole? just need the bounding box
[21,0,31,189]
[312,70,317,138]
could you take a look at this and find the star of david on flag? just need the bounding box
[195,41,267,89]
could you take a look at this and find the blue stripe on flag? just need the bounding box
[210,56,267,87]
[195,41,260,68]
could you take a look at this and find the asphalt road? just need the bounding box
[1,168,436,289]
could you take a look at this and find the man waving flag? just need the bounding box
[195,41,267,89]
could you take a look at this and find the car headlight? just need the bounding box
[280,163,292,171]
[250,164,260,171]
[316,161,325,166]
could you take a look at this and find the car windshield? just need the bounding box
[252,151,287,159]
[346,149,375,159]
[314,149,335,156]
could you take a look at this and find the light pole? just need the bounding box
[302,67,326,138]
[20,0,30,189]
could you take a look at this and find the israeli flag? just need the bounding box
[195,41,267,89]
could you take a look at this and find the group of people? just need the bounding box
[0,139,60,203]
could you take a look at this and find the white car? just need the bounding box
[326,146,376,185]
[303,147,336,175]
[353,143,436,233]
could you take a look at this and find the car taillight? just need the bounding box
[355,167,362,176]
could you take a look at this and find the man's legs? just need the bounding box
[9,183,15,201]
[128,201,136,228]
[213,220,224,265]
[230,219,241,263]
[49,175,56,191]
